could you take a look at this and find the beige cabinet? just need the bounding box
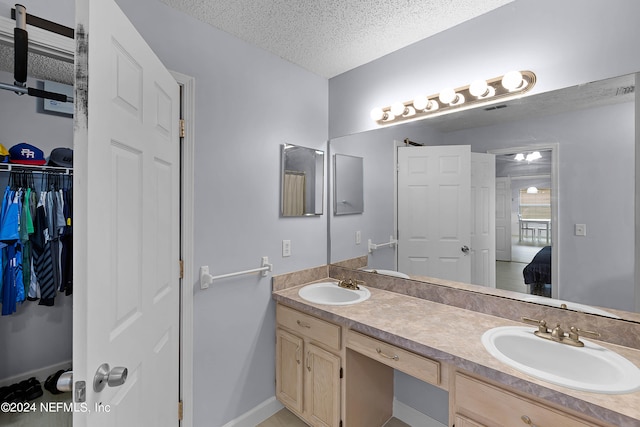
[454,372,607,427]
[276,304,342,427]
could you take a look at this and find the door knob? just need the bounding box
[461,245,470,254]
[93,363,128,392]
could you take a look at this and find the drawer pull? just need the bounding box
[521,415,538,426]
[376,348,399,361]
[296,320,311,328]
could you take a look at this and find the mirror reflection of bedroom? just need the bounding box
[495,150,552,297]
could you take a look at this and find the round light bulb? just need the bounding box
[370,107,385,121]
[413,95,429,111]
[514,153,525,161]
[502,71,524,91]
[390,102,407,117]
[526,186,539,194]
[439,88,457,104]
[469,80,488,97]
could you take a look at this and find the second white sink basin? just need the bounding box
[298,281,371,306]
[482,326,640,394]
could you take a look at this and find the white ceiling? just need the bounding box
[158,0,514,78]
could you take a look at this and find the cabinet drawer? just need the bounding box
[276,304,341,351]
[455,373,602,427]
[346,330,440,386]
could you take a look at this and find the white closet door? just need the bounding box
[73,1,181,426]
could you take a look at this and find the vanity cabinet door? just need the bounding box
[454,414,486,427]
[305,343,342,427]
[276,328,304,414]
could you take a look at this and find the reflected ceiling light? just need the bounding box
[370,70,536,125]
[527,186,539,194]
[526,151,542,161]
[514,153,525,161]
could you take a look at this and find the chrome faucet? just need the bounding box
[522,317,600,347]
[338,278,363,290]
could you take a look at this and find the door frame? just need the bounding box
[488,143,559,299]
[0,16,195,427]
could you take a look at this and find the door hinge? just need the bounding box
[339,367,343,379]
[179,119,186,138]
[178,400,183,421]
[179,260,184,279]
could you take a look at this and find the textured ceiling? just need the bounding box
[158,0,514,78]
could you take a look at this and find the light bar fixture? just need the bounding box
[370,70,536,125]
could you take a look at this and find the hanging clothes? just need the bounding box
[0,168,73,315]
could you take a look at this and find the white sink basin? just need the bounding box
[482,326,640,394]
[298,281,371,306]
[520,296,620,319]
[360,268,410,279]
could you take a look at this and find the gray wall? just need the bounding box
[0,69,74,381]
[328,0,640,139]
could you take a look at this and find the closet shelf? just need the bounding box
[0,163,73,174]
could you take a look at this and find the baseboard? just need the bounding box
[0,360,72,387]
[393,399,446,427]
[221,396,284,427]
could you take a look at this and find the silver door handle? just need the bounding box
[94,363,128,392]
[461,245,470,254]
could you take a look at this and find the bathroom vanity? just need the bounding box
[272,274,640,427]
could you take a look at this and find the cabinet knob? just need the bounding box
[521,415,538,426]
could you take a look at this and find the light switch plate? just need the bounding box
[355,231,361,245]
[282,240,291,257]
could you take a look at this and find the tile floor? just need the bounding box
[0,390,71,427]
[495,237,547,294]
[257,408,410,427]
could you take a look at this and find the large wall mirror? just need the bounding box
[329,71,639,323]
[281,143,324,217]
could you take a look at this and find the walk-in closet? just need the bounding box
[0,62,74,426]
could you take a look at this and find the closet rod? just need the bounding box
[0,163,73,174]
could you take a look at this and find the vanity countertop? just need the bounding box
[273,281,640,427]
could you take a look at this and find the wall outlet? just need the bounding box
[575,224,587,236]
[282,240,291,257]
[355,231,361,245]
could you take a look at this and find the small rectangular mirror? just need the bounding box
[281,144,324,216]
[334,154,364,215]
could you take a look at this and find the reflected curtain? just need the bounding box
[283,171,306,216]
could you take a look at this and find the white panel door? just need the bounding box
[495,177,512,262]
[397,145,471,282]
[73,1,181,426]
[470,153,495,287]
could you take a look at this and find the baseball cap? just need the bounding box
[0,144,8,163]
[48,147,73,168]
[9,143,46,165]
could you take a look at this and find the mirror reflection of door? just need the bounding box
[396,144,496,287]
[493,149,554,298]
